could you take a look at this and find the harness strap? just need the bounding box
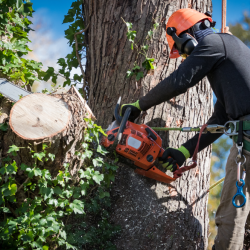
[174,124,208,178]
[231,120,250,132]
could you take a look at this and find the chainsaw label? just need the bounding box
[127,136,141,149]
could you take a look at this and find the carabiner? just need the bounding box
[224,120,239,136]
[232,179,246,208]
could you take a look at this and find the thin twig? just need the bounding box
[6,202,17,218]
[74,23,89,95]
[17,176,30,192]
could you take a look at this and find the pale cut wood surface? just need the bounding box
[9,93,70,140]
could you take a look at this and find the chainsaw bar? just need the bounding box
[0,78,32,102]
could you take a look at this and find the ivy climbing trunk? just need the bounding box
[84,0,213,249]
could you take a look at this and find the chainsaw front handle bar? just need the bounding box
[114,96,123,124]
[117,107,131,142]
[109,106,131,152]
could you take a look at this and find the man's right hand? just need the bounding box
[120,100,141,122]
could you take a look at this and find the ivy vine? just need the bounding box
[122,17,159,81]
[0,118,120,249]
[0,0,120,249]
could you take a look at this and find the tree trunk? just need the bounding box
[84,0,213,249]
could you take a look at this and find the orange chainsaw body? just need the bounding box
[102,121,177,184]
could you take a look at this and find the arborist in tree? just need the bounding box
[121,8,250,250]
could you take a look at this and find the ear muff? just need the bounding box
[167,27,198,56]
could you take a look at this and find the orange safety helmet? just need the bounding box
[166,9,213,58]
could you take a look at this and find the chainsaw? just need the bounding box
[101,97,179,184]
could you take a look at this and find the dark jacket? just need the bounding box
[139,33,250,156]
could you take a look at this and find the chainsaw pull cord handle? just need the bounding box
[173,124,208,178]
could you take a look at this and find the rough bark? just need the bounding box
[84,0,213,249]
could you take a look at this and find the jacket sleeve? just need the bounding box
[139,34,225,111]
[182,100,229,157]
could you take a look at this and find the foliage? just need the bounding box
[0,0,43,85]
[229,12,250,47]
[0,118,120,249]
[0,0,86,94]
[122,18,159,81]
[57,0,87,96]
[0,0,121,249]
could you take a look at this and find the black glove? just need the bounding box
[120,100,141,122]
[159,146,190,172]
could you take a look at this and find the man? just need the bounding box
[121,8,250,250]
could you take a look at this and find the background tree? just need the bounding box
[229,12,250,46]
[83,0,213,249]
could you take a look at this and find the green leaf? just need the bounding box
[54,186,62,195]
[99,191,110,199]
[2,207,11,213]
[148,30,153,37]
[69,199,84,214]
[126,22,132,30]
[27,168,34,178]
[34,168,42,176]
[43,246,49,250]
[5,163,17,175]
[97,145,108,155]
[136,71,144,81]
[92,171,104,184]
[40,187,54,200]
[33,152,46,161]
[142,45,149,50]
[0,123,8,131]
[127,30,136,42]
[42,169,51,180]
[63,14,74,24]
[0,167,6,175]
[60,230,67,240]
[48,198,58,207]
[7,145,20,156]
[48,153,55,161]
[20,163,28,171]
[133,65,140,70]
[104,162,118,171]
[40,219,47,226]
[142,58,155,70]
[3,184,17,196]
[126,70,134,78]
[92,157,104,167]
[153,23,159,29]
[131,43,133,50]
[82,149,93,159]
